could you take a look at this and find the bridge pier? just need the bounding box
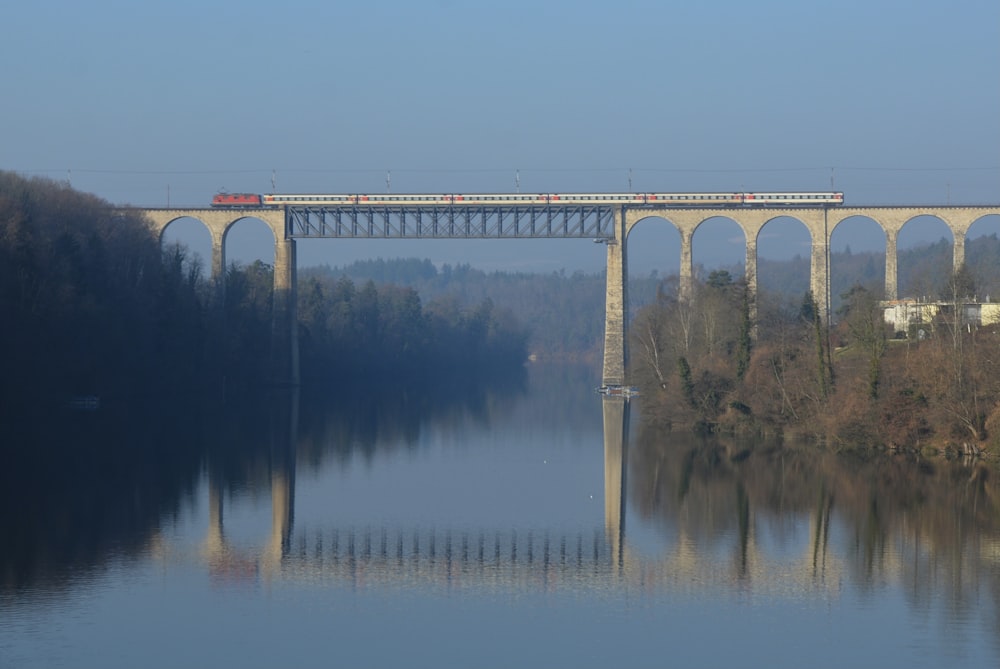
[271,238,300,387]
[809,214,830,322]
[209,227,227,304]
[679,229,694,301]
[745,238,759,327]
[953,234,966,275]
[602,209,628,387]
[885,230,898,301]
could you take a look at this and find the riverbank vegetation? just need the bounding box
[630,269,1000,456]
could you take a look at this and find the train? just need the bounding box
[211,191,845,208]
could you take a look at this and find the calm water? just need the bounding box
[2,364,999,668]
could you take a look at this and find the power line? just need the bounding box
[12,165,1000,178]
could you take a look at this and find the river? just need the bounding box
[1,363,999,668]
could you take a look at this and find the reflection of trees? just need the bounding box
[630,422,1000,612]
[0,399,209,596]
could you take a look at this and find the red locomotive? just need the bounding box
[211,192,263,207]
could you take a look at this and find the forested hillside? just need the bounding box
[0,172,214,411]
[0,173,530,419]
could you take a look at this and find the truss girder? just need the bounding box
[285,204,617,239]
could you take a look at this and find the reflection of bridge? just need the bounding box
[159,395,852,597]
[135,201,1000,386]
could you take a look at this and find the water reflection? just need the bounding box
[3,364,1000,665]
[0,366,530,596]
[187,384,1000,617]
[629,423,1000,615]
[0,396,209,597]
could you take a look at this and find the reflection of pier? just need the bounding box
[181,393,856,597]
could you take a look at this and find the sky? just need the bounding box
[3,0,999,274]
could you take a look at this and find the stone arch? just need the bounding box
[620,214,682,320]
[159,215,213,274]
[752,215,814,310]
[219,214,280,270]
[739,211,827,319]
[687,215,748,295]
[964,214,1000,298]
[896,214,954,300]
[827,214,886,310]
[622,213,681,278]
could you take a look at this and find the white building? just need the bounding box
[882,300,1000,334]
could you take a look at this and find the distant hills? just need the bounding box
[302,234,1000,358]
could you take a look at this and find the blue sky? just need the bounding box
[4,0,999,273]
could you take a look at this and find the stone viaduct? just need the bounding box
[602,205,1000,385]
[139,204,1000,388]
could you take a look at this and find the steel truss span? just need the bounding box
[285,203,618,239]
